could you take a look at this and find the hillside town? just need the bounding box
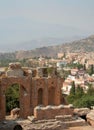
[0,51,94,129]
[20,51,94,96]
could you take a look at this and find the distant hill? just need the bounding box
[0,52,16,60]
[0,35,94,60]
[15,35,94,59]
[60,35,94,53]
[0,36,83,52]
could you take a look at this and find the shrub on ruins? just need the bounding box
[47,67,54,76]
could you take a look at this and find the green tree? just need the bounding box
[70,81,75,95]
[88,65,94,75]
[73,95,94,108]
[83,64,86,71]
[66,82,94,108]
[67,81,76,103]
[75,85,84,98]
[67,62,83,69]
[87,84,94,95]
[5,84,19,113]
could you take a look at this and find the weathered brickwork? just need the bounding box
[0,76,32,119]
[0,63,64,120]
[31,77,63,112]
[34,105,74,120]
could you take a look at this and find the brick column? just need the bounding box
[0,85,6,120]
[20,77,31,118]
[43,79,48,106]
[54,78,61,105]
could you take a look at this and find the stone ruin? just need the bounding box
[9,62,22,69]
[6,62,24,77]
[34,104,74,120]
[0,62,88,129]
[0,62,64,120]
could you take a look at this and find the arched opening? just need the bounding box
[42,68,48,77]
[48,87,55,105]
[80,115,87,121]
[38,88,43,105]
[5,83,20,119]
[13,124,23,130]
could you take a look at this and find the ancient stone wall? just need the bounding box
[0,63,64,121]
[6,62,24,77]
[0,76,32,119]
[34,105,74,120]
[31,77,63,114]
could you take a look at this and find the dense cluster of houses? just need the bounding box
[62,68,94,95]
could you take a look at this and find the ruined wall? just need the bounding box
[31,77,63,114]
[6,62,24,77]
[0,76,32,119]
[34,105,73,120]
[0,63,64,120]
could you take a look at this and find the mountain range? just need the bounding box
[0,34,94,60]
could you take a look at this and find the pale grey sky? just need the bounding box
[0,0,94,51]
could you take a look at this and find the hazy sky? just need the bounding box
[0,0,94,51]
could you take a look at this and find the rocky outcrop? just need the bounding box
[87,110,94,126]
[74,108,90,116]
[10,108,20,118]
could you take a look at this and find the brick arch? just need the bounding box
[0,76,31,120]
[38,88,43,105]
[36,85,45,107]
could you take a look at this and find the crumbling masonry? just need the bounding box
[0,63,70,121]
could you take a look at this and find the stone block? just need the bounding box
[6,69,24,77]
